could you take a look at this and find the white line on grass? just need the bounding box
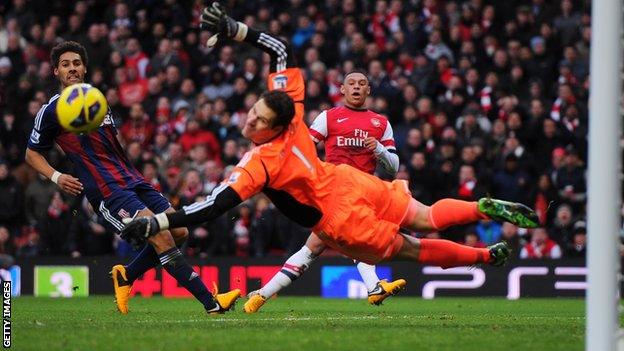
[135,315,413,323]
[134,315,582,324]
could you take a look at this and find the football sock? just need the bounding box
[125,238,188,283]
[356,262,381,292]
[429,199,488,230]
[125,244,159,283]
[417,239,490,269]
[259,245,316,298]
[159,247,218,311]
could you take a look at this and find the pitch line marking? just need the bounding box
[134,315,582,324]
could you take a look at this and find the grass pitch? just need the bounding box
[15,296,584,351]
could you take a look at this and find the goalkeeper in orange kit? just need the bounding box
[121,2,539,313]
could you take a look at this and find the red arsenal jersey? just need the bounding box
[309,106,395,174]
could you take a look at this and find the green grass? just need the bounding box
[15,296,585,351]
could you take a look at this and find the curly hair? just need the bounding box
[50,41,89,68]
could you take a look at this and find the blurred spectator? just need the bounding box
[15,225,39,257]
[163,166,183,208]
[221,139,240,166]
[500,222,522,256]
[82,24,111,71]
[528,173,561,226]
[164,142,189,171]
[424,30,454,63]
[553,0,582,46]
[491,153,530,203]
[124,38,150,79]
[179,119,221,161]
[148,38,184,77]
[233,204,252,257]
[178,169,204,206]
[550,203,575,246]
[463,230,487,248]
[520,227,562,259]
[565,220,586,258]
[202,160,223,195]
[188,144,212,174]
[407,152,436,205]
[0,160,23,236]
[39,191,72,255]
[475,219,503,245]
[120,103,154,148]
[455,107,490,148]
[24,174,56,226]
[453,164,486,201]
[67,197,114,257]
[556,147,586,211]
[142,159,164,193]
[0,226,14,255]
[118,67,148,107]
[0,111,25,166]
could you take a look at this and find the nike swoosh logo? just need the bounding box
[189,272,199,281]
[337,118,348,123]
[368,285,384,295]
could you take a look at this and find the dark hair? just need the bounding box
[50,41,89,68]
[344,69,369,82]
[261,90,295,129]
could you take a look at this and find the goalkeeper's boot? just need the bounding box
[110,265,132,314]
[488,241,511,267]
[478,198,539,228]
[368,279,407,306]
[207,283,241,315]
[243,291,267,313]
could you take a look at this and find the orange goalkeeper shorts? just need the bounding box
[312,164,412,264]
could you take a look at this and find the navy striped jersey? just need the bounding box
[27,94,145,204]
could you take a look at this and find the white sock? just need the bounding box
[356,262,381,292]
[259,245,316,298]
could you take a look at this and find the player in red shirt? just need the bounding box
[244,70,405,313]
[121,3,538,314]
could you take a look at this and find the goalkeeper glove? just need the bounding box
[200,2,248,41]
[120,217,160,249]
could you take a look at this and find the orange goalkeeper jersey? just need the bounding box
[225,67,411,239]
[225,67,337,227]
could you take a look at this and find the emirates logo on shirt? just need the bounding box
[336,128,368,147]
[370,118,381,127]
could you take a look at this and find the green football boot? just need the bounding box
[477,198,539,228]
[488,241,511,267]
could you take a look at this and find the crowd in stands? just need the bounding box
[0,0,605,260]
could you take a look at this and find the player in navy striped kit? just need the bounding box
[25,41,240,314]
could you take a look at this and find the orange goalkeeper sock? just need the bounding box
[417,238,490,268]
[428,199,488,230]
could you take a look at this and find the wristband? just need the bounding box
[51,171,62,184]
[154,213,170,231]
[233,22,248,41]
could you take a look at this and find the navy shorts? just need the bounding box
[96,182,171,233]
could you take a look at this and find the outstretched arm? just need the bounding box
[201,2,296,73]
[122,152,269,247]
[121,184,242,247]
